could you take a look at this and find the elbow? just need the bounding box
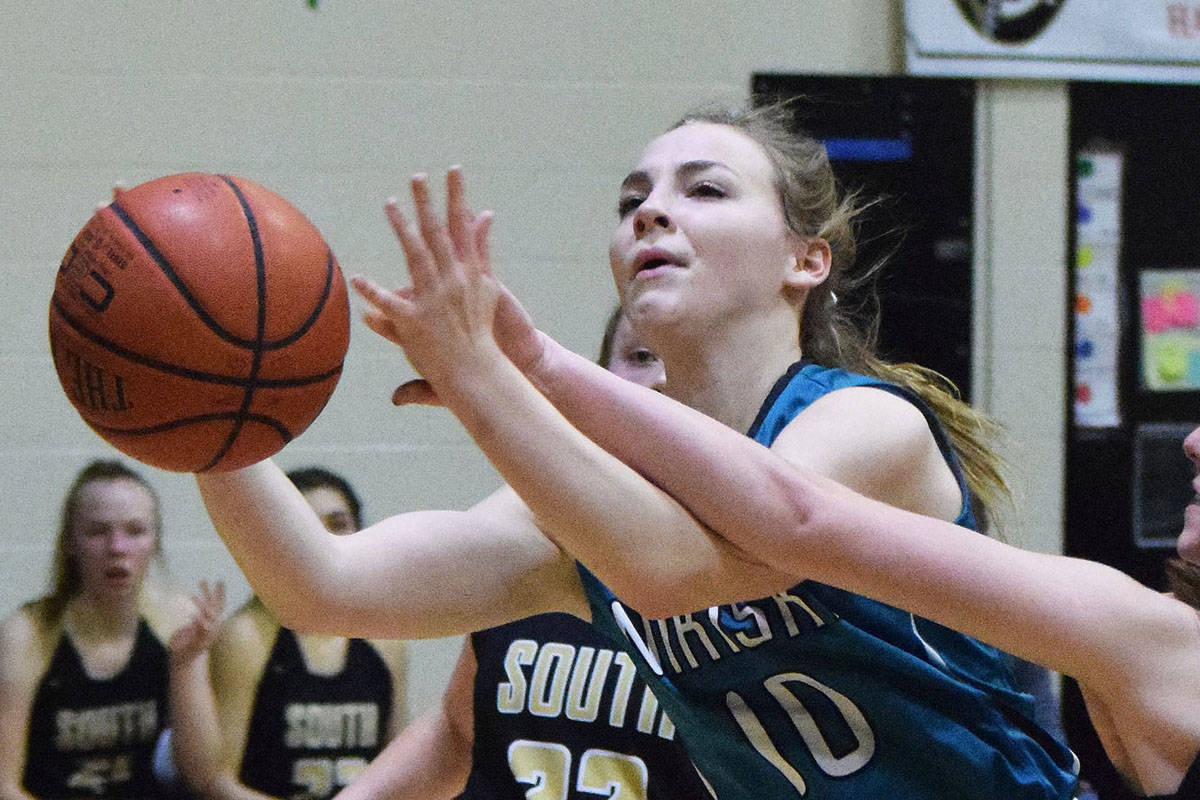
[264,593,340,635]
[756,463,829,563]
[606,556,730,620]
[253,550,361,634]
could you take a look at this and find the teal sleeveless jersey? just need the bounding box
[577,361,1079,799]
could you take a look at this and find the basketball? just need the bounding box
[48,173,350,472]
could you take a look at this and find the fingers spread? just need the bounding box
[385,198,437,290]
[445,166,474,259]
[411,174,456,278]
[473,210,494,276]
[351,275,410,316]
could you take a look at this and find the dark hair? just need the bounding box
[1167,558,1200,610]
[44,459,161,622]
[286,467,363,530]
[671,100,1011,531]
[597,305,624,369]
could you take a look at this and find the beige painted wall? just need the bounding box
[0,0,1068,715]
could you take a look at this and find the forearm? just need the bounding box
[433,344,771,615]
[335,712,469,800]
[169,654,223,797]
[0,673,37,800]
[196,461,346,630]
[524,339,1166,679]
[527,339,820,559]
[0,757,36,800]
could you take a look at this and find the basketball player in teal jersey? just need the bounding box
[362,113,1200,797]
[195,104,1076,798]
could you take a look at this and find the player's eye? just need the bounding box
[631,348,658,365]
[618,194,645,218]
[688,181,726,199]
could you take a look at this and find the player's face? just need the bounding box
[70,478,158,602]
[606,315,665,390]
[609,122,798,333]
[303,486,358,536]
[1179,424,1200,563]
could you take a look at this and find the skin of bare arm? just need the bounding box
[355,168,1194,695]
[332,641,477,800]
[179,603,277,800]
[0,610,46,800]
[168,582,227,798]
[373,211,1200,791]
[520,338,1193,681]
[195,463,588,639]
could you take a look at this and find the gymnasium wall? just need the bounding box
[0,0,1068,716]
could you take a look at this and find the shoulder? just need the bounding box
[216,601,277,653]
[773,385,962,518]
[363,638,408,704]
[0,604,56,686]
[805,381,926,423]
[773,384,932,465]
[0,604,41,646]
[209,601,277,682]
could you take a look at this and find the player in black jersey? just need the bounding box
[168,468,407,800]
[331,309,709,800]
[0,460,197,800]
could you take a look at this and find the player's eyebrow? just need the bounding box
[619,160,730,193]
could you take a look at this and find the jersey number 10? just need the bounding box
[728,671,876,795]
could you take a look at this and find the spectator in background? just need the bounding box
[0,459,197,800]
[168,467,407,800]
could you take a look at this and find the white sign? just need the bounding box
[906,0,1200,82]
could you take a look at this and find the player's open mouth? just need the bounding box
[634,249,683,278]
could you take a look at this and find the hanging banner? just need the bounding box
[906,1,1200,82]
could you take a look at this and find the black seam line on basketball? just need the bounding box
[268,248,338,349]
[108,198,333,350]
[109,201,259,349]
[206,176,269,473]
[51,299,342,388]
[88,411,293,442]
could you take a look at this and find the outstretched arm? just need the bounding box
[518,331,1199,691]
[195,463,584,639]
[365,176,1196,696]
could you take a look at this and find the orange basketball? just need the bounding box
[49,173,349,472]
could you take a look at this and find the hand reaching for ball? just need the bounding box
[352,167,545,407]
